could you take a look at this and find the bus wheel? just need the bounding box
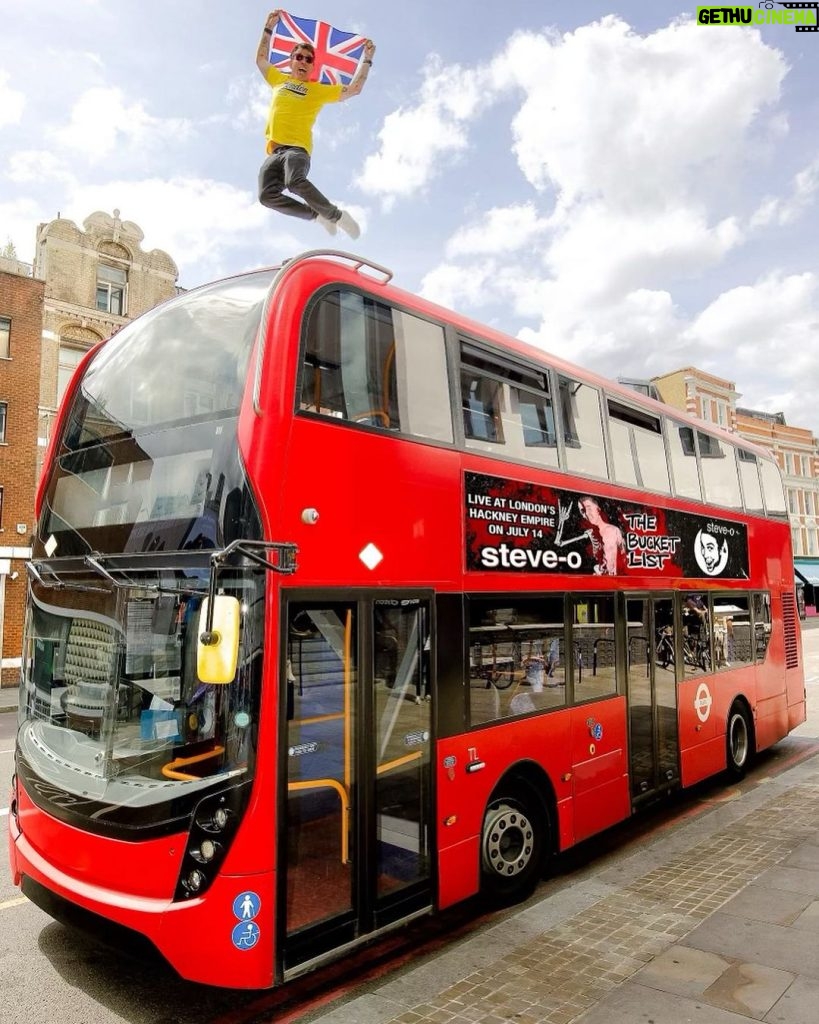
[726,703,753,780]
[480,789,547,904]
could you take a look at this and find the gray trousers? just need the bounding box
[258,146,340,222]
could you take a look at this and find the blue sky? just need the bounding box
[2,1,818,435]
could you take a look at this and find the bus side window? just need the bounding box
[752,592,772,661]
[557,376,607,479]
[462,371,503,444]
[699,432,742,509]
[667,421,702,501]
[300,290,452,443]
[737,449,765,514]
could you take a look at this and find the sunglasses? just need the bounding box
[292,52,314,64]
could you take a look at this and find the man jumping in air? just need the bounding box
[255,10,375,238]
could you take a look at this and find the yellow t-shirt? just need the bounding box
[264,66,343,154]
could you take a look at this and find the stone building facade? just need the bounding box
[0,263,45,683]
[0,211,178,685]
[35,210,179,466]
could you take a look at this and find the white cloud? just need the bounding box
[446,203,550,258]
[6,150,75,185]
[0,70,25,128]
[683,272,819,426]
[227,75,271,133]
[356,58,491,208]
[0,197,47,262]
[751,156,819,228]
[55,87,193,161]
[493,17,786,205]
[413,16,815,425]
[65,177,270,282]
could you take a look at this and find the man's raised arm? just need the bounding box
[340,39,376,101]
[256,10,281,78]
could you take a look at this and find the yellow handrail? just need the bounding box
[376,750,423,776]
[162,745,225,781]
[287,778,351,863]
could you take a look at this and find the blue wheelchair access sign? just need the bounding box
[231,921,260,950]
[233,891,261,921]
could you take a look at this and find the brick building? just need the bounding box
[0,260,45,683]
[0,210,178,685]
[651,366,739,433]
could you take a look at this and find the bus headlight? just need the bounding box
[174,785,250,902]
[198,839,218,863]
[186,869,205,892]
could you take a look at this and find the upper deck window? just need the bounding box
[698,431,742,509]
[300,290,452,443]
[667,421,702,501]
[459,345,558,467]
[41,272,271,556]
[737,448,764,514]
[558,376,607,479]
[607,399,670,494]
[760,457,787,516]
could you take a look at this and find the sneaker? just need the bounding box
[316,214,337,236]
[337,210,361,240]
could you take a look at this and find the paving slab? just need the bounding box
[752,864,819,897]
[683,912,819,981]
[791,899,819,933]
[703,961,794,1019]
[568,979,754,1024]
[717,883,815,926]
[628,944,731,999]
[764,975,819,1024]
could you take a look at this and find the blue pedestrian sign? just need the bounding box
[233,891,261,921]
[231,921,260,950]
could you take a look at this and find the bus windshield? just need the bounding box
[17,568,264,831]
[38,270,275,559]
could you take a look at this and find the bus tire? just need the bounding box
[480,786,548,904]
[726,703,754,780]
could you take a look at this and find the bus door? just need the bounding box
[625,595,680,802]
[281,595,433,971]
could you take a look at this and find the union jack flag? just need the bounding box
[268,12,367,86]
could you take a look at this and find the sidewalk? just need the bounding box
[0,685,17,714]
[304,750,819,1024]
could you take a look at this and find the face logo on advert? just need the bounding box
[694,529,729,576]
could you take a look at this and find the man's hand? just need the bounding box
[256,11,282,76]
[339,39,376,101]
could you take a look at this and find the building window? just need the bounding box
[0,316,10,358]
[96,262,127,315]
[58,344,86,405]
[0,401,7,443]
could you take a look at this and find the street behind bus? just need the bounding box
[2,620,818,1024]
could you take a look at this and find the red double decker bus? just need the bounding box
[8,250,805,988]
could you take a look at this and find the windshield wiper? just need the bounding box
[26,560,110,593]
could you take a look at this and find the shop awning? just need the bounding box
[794,560,819,586]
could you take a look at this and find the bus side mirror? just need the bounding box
[197,596,241,684]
